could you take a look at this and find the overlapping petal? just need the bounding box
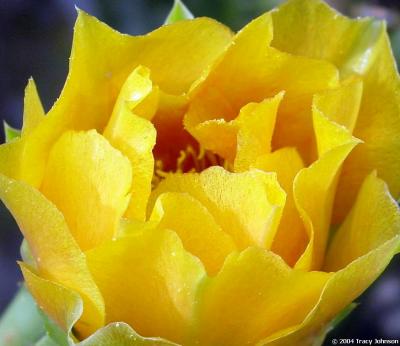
[271,0,382,75]
[260,172,400,344]
[0,10,233,188]
[270,0,400,222]
[294,107,360,270]
[0,174,104,337]
[253,147,306,266]
[193,247,330,346]
[41,130,132,250]
[335,27,400,222]
[85,229,206,344]
[185,11,339,163]
[19,263,82,340]
[150,192,236,275]
[21,263,177,345]
[1,1,400,344]
[151,166,286,250]
[104,66,157,220]
[325,172,400,271]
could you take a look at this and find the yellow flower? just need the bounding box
[0,0,400,345]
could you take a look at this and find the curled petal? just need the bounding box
[150,192,236,275]
[254,147,306,266]
[151,166,286,249]
[326,172,400,271]
[20,263,83,339]
[193,247,330,346]
[294,108,361,270]
[186,11,339,163]
[0,174,104,336]
[85,229,206,344]
[261,237,400,345]
[104,68,157,220]
[41,130,132,250]
[77,322,178,346]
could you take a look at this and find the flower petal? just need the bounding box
[108,65,157,121]
[150,192,236,275]
[234,92,284,171]
[21,78,45,136]
[1,11,232,189]
[261,237,400,346]
[193,247,330,346]
[85,229,206,344]
[77,322,178,346]
[325,172,400,271]
[104,68,157,221]
[70,9,232,118]
[294,108,360,270]
[41,130,132,250]
[259,170,400,344]
[0,174,104,336]
[19,263,82,338]
[254,147,306,266]
[0,140,25,181]
[151,166,286,249]
[335,27,400,222]
[186,12,339,163]
[184,118,237,162]
[271,0,382,76]
[271,0,400,222]
[313,77,363,134]
[104,106,155,221]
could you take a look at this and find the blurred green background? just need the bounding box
[1,0,400,344]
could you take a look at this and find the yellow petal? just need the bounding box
[19,263,83,338]
[261,236,400,345]
[104,65,157,220]
[234,92,284,171]
[0,140,24,181]
[1,12,232,189]
[116,218,158,238]
[21,78,45,136]
[41,130,132,250]
[294,109,360,270]
[271,0,382,77]
[104,100,156,220]
[186,92,284,167]
[0,174,104,335]
[78,322,178,346]
[68,9,233,126]
[254,147,307,266]
[313,77,363,133]
[334,26,400,223]
[184,118,237,162]
[194,247,330,346]
[186,11,339,163]
[151,166,286,249]
[313,106,357,157]
[0,78,44,181]
[150,192,236,275]
[85,229,206,344]
[109,65,157,121]
[325,171,400,271]
[273,1,400,223]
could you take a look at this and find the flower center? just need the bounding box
[152,145,229,186]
